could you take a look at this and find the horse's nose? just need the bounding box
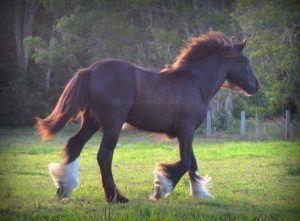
[247,77,259,95]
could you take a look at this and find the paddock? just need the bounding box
[0,128,299,221]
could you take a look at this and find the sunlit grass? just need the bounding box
[0,127,299,220]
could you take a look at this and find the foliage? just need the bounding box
[0,0,299,126]
[0,76,49,125]
[234,0,300,116]
[213,109,227,131]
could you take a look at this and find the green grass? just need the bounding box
[0,127,299,221]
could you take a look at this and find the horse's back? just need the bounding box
[88,59,134,93]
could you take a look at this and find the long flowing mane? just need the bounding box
[161,32,236,73]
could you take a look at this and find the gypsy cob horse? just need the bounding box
[36,31,259,203]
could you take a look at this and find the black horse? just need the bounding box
[36,31,259,203]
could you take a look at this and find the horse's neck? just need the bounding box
[191,55,227,103]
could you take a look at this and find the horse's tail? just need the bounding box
[36,68,91,141]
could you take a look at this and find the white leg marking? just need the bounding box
[150,170,173,200]
[49,157,79,197]
[190,172,213,199]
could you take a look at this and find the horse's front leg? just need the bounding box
[97,127,129,203]
[188,150,213,198]
[149,129,193,200]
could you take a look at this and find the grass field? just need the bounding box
[0,127,299,221]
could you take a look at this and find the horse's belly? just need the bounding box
[126,108,175,134]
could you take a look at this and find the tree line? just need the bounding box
[0,0,299,127]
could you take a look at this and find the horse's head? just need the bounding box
[223,38,259,95]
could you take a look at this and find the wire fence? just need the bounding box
[199,110,299,140]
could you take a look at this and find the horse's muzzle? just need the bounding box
[246,78,259,95]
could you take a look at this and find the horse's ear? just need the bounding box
[237,37,247,51]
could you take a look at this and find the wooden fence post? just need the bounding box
[285,110,291,140]
[255,110,259,137]
[240,111,246,138]
[207,111,212,138]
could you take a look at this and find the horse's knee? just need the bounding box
[97,148,113,165]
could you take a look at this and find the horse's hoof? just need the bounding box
[151,170,173,200]
[149,186,161,201]
[56,187,67,200]
[190,174,213,199]
[108,197,129,204]
[116,195,129,203]
[107,193,129,204]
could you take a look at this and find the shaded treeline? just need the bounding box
[0,0,299,127]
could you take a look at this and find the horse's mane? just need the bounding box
[161,32,236,73]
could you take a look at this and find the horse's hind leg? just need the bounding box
[97,123,129,203]
[188,150,213,198]
[49,112,99,199]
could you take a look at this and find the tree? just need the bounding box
[13,0,39,72]
[7,0,295,126]
[234,0,300,116]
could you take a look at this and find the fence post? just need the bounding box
[285,110,291,140]
[255,109,259,137]
[207,111,212,138]
[240,111,246,138]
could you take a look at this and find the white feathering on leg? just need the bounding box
[154,171,173,198]
[49,157,79,197]
[149,165,174,200]
[190,172,214,199]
